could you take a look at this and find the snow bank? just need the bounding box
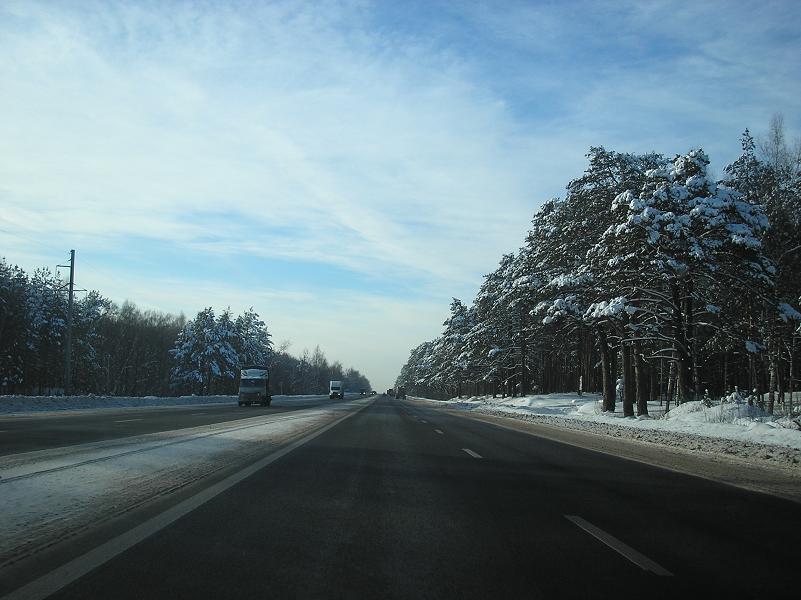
[0,393,339,415]
[416,392,801,452]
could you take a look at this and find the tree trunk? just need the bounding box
[768,345,777,415]
[666,359,677,412]
[672,282,690,403]
[686,278,699,401]
[723,352,728,394]
[622,344,634,417]
[598,328,615,412]
[520,305,528,396]
[634,340,648,416]
[650,362,657,404]
[541,352,548,395]
[788,336,796,414]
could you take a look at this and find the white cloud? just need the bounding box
[0,0,543,294]
[1,0,799,385]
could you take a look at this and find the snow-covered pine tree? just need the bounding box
[214,309,241,393]
[434,298,473,398]
[71,291,112,393]
[170,317,202,393]
[588,149,770,406]
[0,259,29,392]
[468,253,522,397]
[726,123,801,413]
[396,341,439,398]
[234,308,272,369]
[25,268,68,394]
[170,307,239,394]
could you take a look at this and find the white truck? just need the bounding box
[329,380,344,400]
[238,368,271,407]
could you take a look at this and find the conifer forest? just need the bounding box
[396,121,801,417]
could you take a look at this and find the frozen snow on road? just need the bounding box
[0,399,367,568]
[0,393,342,415]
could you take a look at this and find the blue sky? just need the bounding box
[1,0,800,389]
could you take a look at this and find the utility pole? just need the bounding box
[520,303,528,396]
[63,250,75,395]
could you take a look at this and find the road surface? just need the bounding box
[2,395,798,599]
[0,395,341,456]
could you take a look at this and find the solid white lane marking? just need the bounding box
[3,402,372,600]
[435,429,444,435]
[461,448,482,459]
[113,419,143,423]
[191,412,207,416]
[565,515,673,576]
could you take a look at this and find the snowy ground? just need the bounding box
[411,393,801,468]
[0,398,368,568]
[0,393,347,415]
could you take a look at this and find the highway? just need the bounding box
[2,395,799,599]
[0,395,339,456]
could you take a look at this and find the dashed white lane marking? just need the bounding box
[191,412,207,416]
[461,448,482,459]
[435,429,444,435]
[420,420,428,423]
[564,515,673,576]
[113,419,143,423]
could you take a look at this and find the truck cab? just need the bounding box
[238,368,271,407]
[329,380,343,400]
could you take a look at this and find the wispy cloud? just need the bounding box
[1,0,799,387]
[0,0,539,291]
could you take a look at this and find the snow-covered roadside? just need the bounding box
[0,393,339,416]
[410,393,801,469]
[0,399,367,568]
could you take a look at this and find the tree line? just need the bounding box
[0,264,371,396]
[396,117,800,416]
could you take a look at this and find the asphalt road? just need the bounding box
[7,395,801,599]
[0,396,344,456]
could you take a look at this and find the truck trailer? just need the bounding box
[238,368,271,407]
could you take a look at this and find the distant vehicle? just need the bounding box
[329,380,344,399]
[395,387,406,399]
[360,389,366,396]
[371,390,377,395]
[238,368,271,407]
[386,388,393,396]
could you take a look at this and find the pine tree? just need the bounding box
[234,308,273,369]
[0,259,29,392]
[170,307,239,394]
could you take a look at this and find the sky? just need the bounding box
[1,0,800,390]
